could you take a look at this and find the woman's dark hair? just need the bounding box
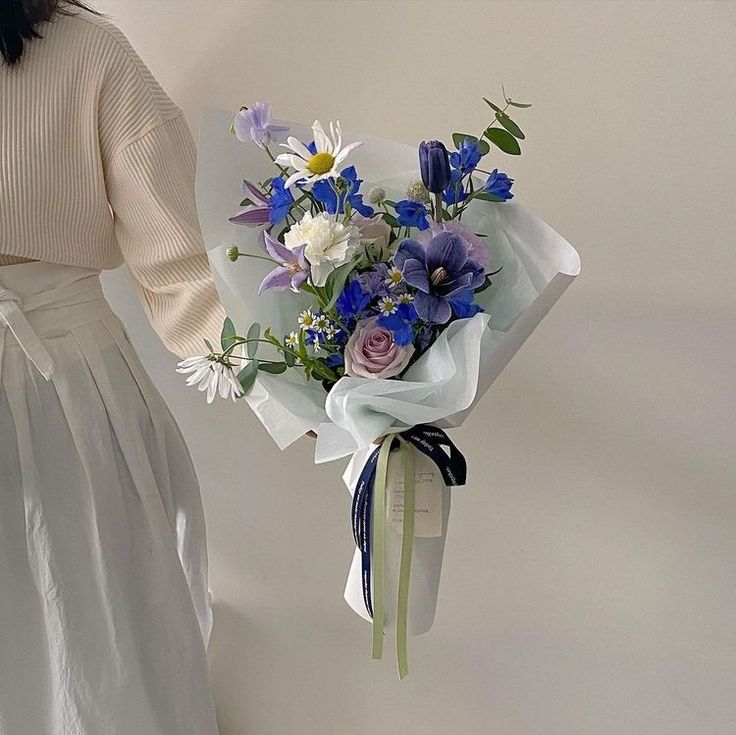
[0,0,100,66]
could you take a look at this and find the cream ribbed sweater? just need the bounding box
[0,11,225,357]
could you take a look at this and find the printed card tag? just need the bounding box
[387,449,443,538]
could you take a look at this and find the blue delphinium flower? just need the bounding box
[268,177,295,224]
[377,303,418,346]
[324,353,345,368]
[450,138,483,174]
[419,140,451,193]
[442,169,467,205]
[448,289,483,318]
[484,169,514,200]
[312,166,374,217]
[394,233,485,324]
[336,278,371,323]
[395,199,430,231]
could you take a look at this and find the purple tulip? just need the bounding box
[233,102,289,148]
[418,140,451,194]
[259,232,310,293]
[394,232,485,324]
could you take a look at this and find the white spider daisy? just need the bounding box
[177,355,243,403]
[378,296,398,316]
[385,266,403,289]
[397,292,414,304]
[285,331,299,348]
[275,120,363,189]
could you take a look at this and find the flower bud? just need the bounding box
[405,180,430,204]
[418,140,451,193]
[227,246,240,262]
[366,186,386,205]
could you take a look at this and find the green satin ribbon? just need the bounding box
[371,434,416,679]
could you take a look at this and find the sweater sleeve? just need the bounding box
[105,113,226,357]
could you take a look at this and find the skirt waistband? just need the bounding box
[0,262,113,381]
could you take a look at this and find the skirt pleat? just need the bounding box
[0,265,218,735]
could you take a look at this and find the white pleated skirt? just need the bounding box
[0,262,218,735]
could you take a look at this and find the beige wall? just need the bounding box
[95,1,736,733]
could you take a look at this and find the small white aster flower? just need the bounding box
[177,355,244,403]
[397,292,414,304]
[285,331,299,348]
[323,324,338,340]
[313,314,331,333]
[378,296,398,316]
[385,266,403,288]
[298,309,316,330]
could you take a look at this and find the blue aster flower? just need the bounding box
[484,169,514,200]
[312,166,374,217]
[394,199,430,231]
[377,303,418,346]
[356,263,390,300]
[450,138,483,174]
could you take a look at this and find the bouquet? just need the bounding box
[183,95,580,677]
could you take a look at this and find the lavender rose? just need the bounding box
[344,316,414,379]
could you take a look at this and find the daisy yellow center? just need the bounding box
[307,152,335,175]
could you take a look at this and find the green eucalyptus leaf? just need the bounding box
[382,212,399,228]
[203,338,215,354]
[246,322,261,358]
[495,113,525,140]
[483,127,521,155]
[237,359,259,393]
[284,347,296,367]
[483,97,504,114]
[258,362,288,374]
[220,317,237,351]
[324,261,358,311]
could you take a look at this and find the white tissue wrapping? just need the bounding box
[196,109,581,631]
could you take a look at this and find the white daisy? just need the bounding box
[378,296,398,316]
[177,355,244,403]
[385,266,403,289]
[275,120,363,189]
[298,309,316,330]
[285,331,300,348]
[313,314,331,333]
[397,292,414,304]
[323,324,338,341]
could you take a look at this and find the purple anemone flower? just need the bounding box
[233,102,289,148]
[394,233,485,324]
[259,232,310,294]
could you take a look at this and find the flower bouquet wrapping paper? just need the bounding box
[189,101,580,677]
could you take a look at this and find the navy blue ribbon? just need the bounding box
[350,424,467,619]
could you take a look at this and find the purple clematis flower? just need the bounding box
[229,180,272,227]
[233,102,289,148]
[259,231,310,293]
[395,233,485,324]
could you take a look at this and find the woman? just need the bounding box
[1,2,222,733]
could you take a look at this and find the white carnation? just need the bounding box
[284,212,359,286]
